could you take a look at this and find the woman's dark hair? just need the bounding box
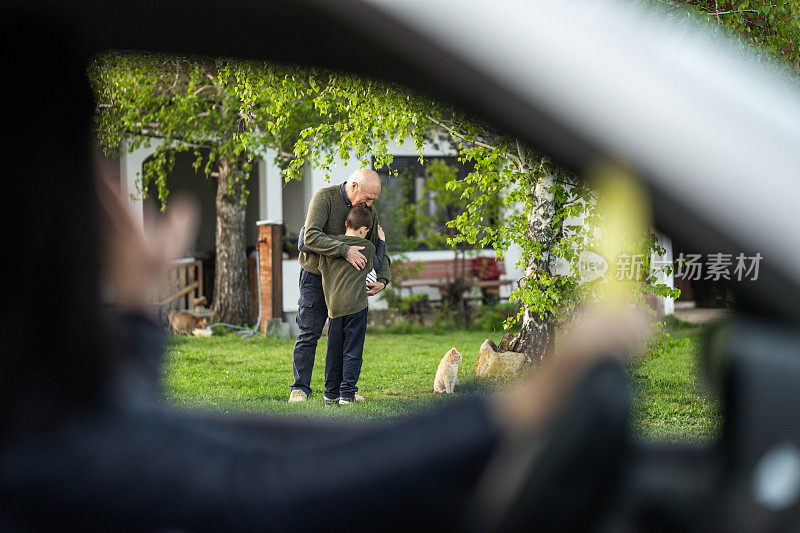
[1,24,113,435]
[345,205,373,231]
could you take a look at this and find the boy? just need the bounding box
[307,205,386,406]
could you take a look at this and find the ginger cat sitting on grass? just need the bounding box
[433,347,462,394]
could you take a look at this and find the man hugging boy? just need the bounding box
[308,205,386,406]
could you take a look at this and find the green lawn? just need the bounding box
[163,328,505,421]
[629,320,722,441]
[163,321,722,439]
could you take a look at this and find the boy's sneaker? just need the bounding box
[339,395,364,405]
[338,394,365,405]
[288,390,307,403]
[323,395,339,406]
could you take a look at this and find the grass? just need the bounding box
[164,328,507,421]
[629,318,722,441]
[163,319,722,439]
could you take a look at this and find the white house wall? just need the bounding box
[259,149,284,226]
[651,232,675,315]
[119,138,163,228]
[122,141,280,224]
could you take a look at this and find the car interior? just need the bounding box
[5,0,800,530]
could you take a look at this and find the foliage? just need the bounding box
[89,54,342,324]
[494,301,523,315]
[270,68,680,344]
[649,0,800,76]
[632,320,690,368]
[371,157,499,325]
[380,288,429,318]
[474,304,523,334]
[371,158,499,253]
[378,258,428,320]
[388,256,424,283]
[381,318,463,335]
[424,158,501,250]
[89,53,323,206]
[371,167,420,252]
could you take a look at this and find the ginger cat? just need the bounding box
[433,347,462,394]
[168,310,208,336]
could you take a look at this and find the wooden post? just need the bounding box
[196,260,203,303]
[257,221,283,333]
[188,263,196,305]
[179,266,187,310]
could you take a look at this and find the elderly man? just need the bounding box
[288,169,391,403]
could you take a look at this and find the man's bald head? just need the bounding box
[346,168,381,207]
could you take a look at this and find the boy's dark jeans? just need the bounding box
[324,307,368,400]
[291,269,329,396]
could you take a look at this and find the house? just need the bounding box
[105,136,676,329]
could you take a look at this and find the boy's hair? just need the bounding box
[346,204,373,231]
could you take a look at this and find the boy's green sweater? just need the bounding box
[318,235,376,318]
[298,184,391,286]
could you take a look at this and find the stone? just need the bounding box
[264,318,291,339]
[475,339,499,377]
[497,351,526,375]
[475,339,525,378]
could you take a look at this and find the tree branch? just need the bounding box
[425,114,523,169]
[124,127,213,149]
[169,60,181,91]
[516,137,528,172]
[206,73,220,93]
[702,9,758,15]
[192,84,215,96]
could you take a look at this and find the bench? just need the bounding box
[396,257,513,303]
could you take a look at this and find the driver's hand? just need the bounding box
[98,173,199,312]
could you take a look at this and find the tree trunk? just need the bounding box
[212,156,251,325]
[500,307,556,365]
[449,248,470,327]
[499,172,557,365]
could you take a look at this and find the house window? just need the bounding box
[373,155,489,252]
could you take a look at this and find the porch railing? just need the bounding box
[156,257,203,313]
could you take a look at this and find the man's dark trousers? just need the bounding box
[324,307,368,400]
[291,269,329,396]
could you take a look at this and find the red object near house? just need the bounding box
[473,257,501,281]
